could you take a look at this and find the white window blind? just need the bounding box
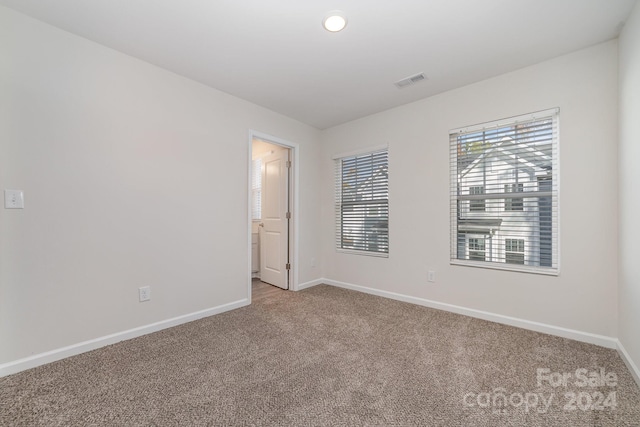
[335,149,389,256]
[450,109,559,274]
[251,158,262,220]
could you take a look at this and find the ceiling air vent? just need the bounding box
[394,72,427,89]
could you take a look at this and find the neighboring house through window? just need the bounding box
[334,147,389,256]
[449,109,559,274]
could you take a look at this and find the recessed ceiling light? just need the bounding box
[323,11,347,32]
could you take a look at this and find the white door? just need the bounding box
[259,148,290,289]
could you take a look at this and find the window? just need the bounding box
[450,109,559,274]
[251,157,262,220]
[505,239,525,264]
[334,148,389,256]
[468,237,486,261]
[469,186,485,211]
[505,183,523,211]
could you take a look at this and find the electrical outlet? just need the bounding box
[427,271,436,283]
[139,286,151,302]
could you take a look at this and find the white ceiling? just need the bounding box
[1,0,637,129]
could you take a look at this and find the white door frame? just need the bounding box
[247,130,299,302]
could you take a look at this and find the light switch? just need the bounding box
[4,190,24,209]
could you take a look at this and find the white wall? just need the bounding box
[618,1,640,377]
[320,41,619,338]
[0,6,321,365]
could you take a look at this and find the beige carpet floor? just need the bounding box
[1,284,639,426]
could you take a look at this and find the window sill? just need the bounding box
[450,259,558,276]
[337,249,389,258]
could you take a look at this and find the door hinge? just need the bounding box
[286,160,292,168]
[286,212,291,219]
[286,263,291,270]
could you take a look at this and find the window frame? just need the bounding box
[469,186,486,212]
[504,183,524,211]
[449,109,559,275]
[468,237,487,261]
[334,146,389,257]
[505,238,525,265]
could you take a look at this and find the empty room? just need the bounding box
[1,0,640,425]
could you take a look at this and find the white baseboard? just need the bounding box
[4,280,632,382]
[296,278,324,291]
[617,340,640,389]
[0,298,249,378]
[323,278,618,349]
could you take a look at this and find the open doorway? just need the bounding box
[248,131,298,301]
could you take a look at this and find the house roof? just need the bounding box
[459,137,551,179]
[458,218,503,235]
